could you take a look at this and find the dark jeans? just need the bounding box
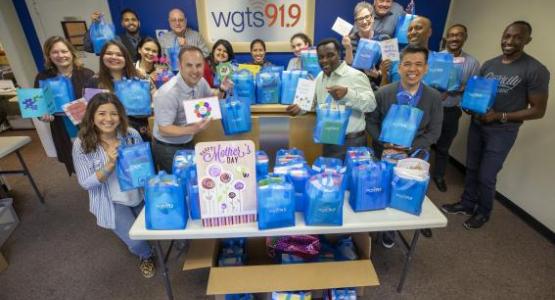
[322,132,367,160]
[433,106,462,179]
[460,121,519,217]
[152,139,194,173]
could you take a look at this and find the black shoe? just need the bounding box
[441,202,474,216]
[433,177,447,192]
[463,213,489,230]
[381,232,396,248]
[420,228,433,238]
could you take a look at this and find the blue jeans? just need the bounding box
[460,121,519,217]
[112,202,152,259]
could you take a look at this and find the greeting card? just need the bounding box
[195,140,257,227]
[293,78,316,111]
[183,96,222,124]
[16,88,55,118]
[62,98,88,125]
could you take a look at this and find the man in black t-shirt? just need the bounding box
[442,21,550,229]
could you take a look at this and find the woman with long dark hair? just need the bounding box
[203,39,235,87]
[86,40,153,141]
[135,36,161,80]
[72,92,155,278]
[34,36,95,175]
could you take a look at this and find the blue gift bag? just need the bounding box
[352,39,382,70]
[349,160,389,211]
[16,88,55,118]
[172,150,200,219]
[305,173,344,226]
[232,69,255,105]
[256,71,281,104]
[114,78,151,116]
[89,16,115,55]
[423,52,454,91]
[286,165,312,212]
[461,76,499,114]
[220,95,252,135]
[172,149,195,181]
[186,170,201,220]
[394,14,416,45]
[261,65,284,76]
[257,175,295,230]
[312,156,346,176]
[389,157,430,215]
[314,97,352,145]
[256,150,269,180]
[379,92,424,148]
[39,75,75,113]
[344,147,374,191]
[280,70,308,105]
[166,44,181,72]
[145,171,187,229]
[274,148,307,175]
[300,49,321,78]
[116,138,156,191]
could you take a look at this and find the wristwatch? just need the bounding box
[500,112,508,123]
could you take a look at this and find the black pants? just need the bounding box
[460,121,519,217]
[433,106,462,179]
[151,139,194,173]
[322,132,367,161]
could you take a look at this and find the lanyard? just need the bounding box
[397,82,423,106]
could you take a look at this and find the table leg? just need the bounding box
[155,240,174,300]
[396,230,420,292]
[15,150,44,203]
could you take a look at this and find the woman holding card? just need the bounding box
[34,36,95,176]
[86,40,154,141]
[249,39,273,67]
[72,92,155,278]
[287,33,312,71]
[204,39,235,87]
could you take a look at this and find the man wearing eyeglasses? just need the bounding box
[158,8,210,58]
[372,0,405,41]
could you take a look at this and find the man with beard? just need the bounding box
[442,21,550,230]
[433,24,480,192]
[83,9,143,62]
[286,38,376,160]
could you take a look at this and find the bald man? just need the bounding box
[158,8,209,57]
[407,16,432,49]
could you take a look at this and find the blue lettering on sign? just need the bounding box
[211,7,266,33]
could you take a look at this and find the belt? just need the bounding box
[345,130,366,139]
[154,138,193,148]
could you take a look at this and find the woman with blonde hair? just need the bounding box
[34,36,95,175]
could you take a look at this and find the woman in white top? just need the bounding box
[135,36,161,81]
[72,92,155,278]
[286,33,312,71]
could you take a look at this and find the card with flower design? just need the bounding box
[183,96,222,124]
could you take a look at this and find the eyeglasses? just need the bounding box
[170,18,185,24]
[355,14,373,23]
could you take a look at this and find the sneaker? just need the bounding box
[381,232,396,249]
[420,228,433,238]
[139,257,156,278]
[433,177,447,192]
[441,202,474,216]
[463,213,489,230]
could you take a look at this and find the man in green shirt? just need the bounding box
[287,38,376,159]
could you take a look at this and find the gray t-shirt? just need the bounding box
[372,2,405,41]
[153,74,213,144]
[481,53,550,115]
[441,50,480,107]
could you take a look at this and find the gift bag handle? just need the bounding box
[410,148,430,161]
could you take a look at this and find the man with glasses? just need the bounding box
[158,8,210,58]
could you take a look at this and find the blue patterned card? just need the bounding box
[16,88,55,118]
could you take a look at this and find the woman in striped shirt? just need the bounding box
[72,93,155,278]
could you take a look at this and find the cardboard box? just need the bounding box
[183,233,379,295]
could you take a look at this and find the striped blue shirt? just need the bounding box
[72,128,142,229]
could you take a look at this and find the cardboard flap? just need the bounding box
[182,239,217,271]
[207,260,379,295]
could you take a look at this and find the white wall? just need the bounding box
[446,0,555,231]
[24,0,113,71]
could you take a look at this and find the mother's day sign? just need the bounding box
[195,140,257,227]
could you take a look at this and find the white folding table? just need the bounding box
[0,136,44,203]
[130,195,447,300]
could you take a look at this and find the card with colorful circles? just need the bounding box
[195,140,257,227]
[183,96,222,124]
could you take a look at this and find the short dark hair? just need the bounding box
[120,8,139,20]
[290,33,312,47]
[509,20,532,35]
[250,39,266,51]
[137,36,161,61]
[400,45,429,62]
[178,46,204,62]
[447,23,468,35]
[211,39,235,62]
[316,38,342,56]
